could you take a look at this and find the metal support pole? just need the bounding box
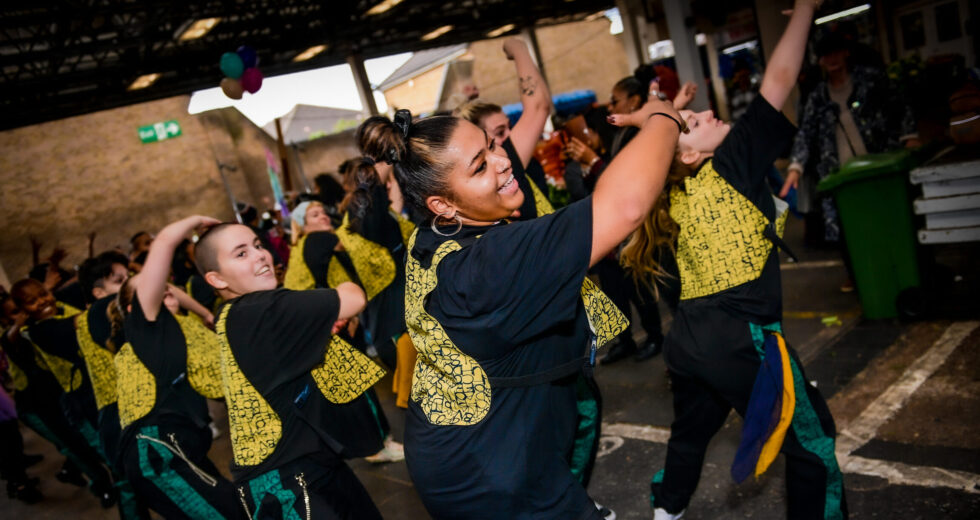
[347,53,380,116]
[663,0,710,112]
[616,0,647,72]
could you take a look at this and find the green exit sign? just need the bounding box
[138,120,182,143]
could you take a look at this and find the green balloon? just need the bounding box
[219,51,244,79]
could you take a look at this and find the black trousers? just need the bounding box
[655,312,847,519]
[243,458,382,520]
[593,257,667,347]
[0,419,29,484]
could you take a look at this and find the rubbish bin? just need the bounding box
[817,150,920,319]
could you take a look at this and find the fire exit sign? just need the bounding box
[138,120,182,143]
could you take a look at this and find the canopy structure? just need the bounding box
[0,0,613,130]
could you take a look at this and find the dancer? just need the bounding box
[110,215,239,519]
[386,72,681,517]
[195,220,386,519]
[609,2,847,518]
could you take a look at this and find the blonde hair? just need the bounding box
[290,200,325,245]
[619,158,694,296]
[453,100,502,128]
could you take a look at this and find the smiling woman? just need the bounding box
[379,81,682,518]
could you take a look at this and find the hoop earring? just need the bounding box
[431,211,463,237]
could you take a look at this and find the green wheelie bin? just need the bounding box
[817,150,920,319]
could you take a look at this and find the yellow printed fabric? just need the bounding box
[406,234,491,426]
[406,230,626,426]
[326,257,352,288]
[115,343,156,429]
[59,302,82,319]
[215,305,282,467]
[7,359,28,392]
[670,160,783,300]
[311,336,386,404]
[28,334,82,393]
[392,209,417,245]
[75,309,118,410]
[283,235,316,291]
[175,315,224,399]
[580,278,629,348]
[755,333,796,477]
[529,180,555,216]
[336,213,395,301]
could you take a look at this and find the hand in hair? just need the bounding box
[137,215,220,321]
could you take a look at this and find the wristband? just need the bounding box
[646,112,686,134]
[587,155,600,169]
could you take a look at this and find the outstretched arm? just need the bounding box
[505,38,552,168]
[334,281,366,322]
[594,98,683,266]
[759,0,821,110]
[169,284,214,327]
[137,216,219,321]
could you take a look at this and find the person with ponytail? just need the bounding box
[455,38,554,221]
[385,58,682,516]
[611,3,846,519]
[108,215,240,519]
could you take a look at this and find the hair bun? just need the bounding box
[393,109,412,138]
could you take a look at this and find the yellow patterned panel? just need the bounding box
[529,180,555,217]
[59,302,82,319]
[670,160,775,300]
[283,235,316,291]
[215,305,282,467]
[29,337,82,393]
[336,213,395,301]
[580,278,629,348]
[406,233,492,426]
[175,315,224,400]
[326,257,352,289]
[75,309,118,410]
[392,210,417,245]
[311,336,386,404]
[115,343,156,429]
[7,359,28,392]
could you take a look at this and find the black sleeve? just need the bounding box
[357,185,403,251]
[227,288,340,390]
[432,196,593,352]
[123,292,185,375]
[712,96,797,194]
[304,231,341,288]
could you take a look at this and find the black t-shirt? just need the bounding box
[187,274,219,311]
[122,294,210,431]
[224,288,352,479]
[54,281,87,310]
[302,231,358,289]
[357,184,404,252]
[406,197,597,518]
[87,295,116,348]
[502,138,550,221]
[681,95,796,323]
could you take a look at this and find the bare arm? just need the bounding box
[334,281,366,321]
[759,1,820,110]
[505,38,552,168]
[136,216,219,322]
[169,284,214,327]
[593,99,683,266]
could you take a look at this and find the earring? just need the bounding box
[431,211,463,237]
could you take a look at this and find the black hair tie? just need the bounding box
[361,156,376,166]
[386,148,400,164]
[393,109,412,138]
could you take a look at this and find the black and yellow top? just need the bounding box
[403,197,627,518]
[75,296,120,411]
[115,294,223,435]
[282,231,357,292]
[1,330,62,405]
[668,96,795,324]
[502,137,554,220]
[215,288,386,481]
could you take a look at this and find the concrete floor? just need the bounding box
[3,215,979,519]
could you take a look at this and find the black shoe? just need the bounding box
[24,453,44,467]
[7,480,43,504]
[56,467,88,487]
[601,341,637,365]
[634,340,662,362]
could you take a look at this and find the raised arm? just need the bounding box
[593,98,683,266]
[169,284,214,327]
[136,216,219,321]
[759,0,821,110]
[504,38,552,169]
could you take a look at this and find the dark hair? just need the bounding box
[384,111,461,221]
[613,76,648,106]
[78,250,129,303]
[815,32,850,58]
[313,173,346,206]
[194,222,245,277]
[106,277,135,352]
[10,278,44,308]
[236,203,258,225]
[339,157,383,234]
[356,115,406,164]
[130,231,150,246]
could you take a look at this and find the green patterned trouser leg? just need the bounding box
[248,469,302,520]
[137,426,225,519]
[20,412,103,490]
[569,376,599,484]
[649,469,665,508]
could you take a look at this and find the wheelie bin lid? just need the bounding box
[817,149,912,193]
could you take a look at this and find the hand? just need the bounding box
[780,169,801,198]
[190,215,222,235]
[42,268,62,290]
[331,319,349,335]
[648,80,661,99]
[202,312,215,329]
[903,138,922,149]
[502,38,528,60]
[674,81,698,109]
[608,97,681,130]
[564,137,597,165]
[48,247,67,267]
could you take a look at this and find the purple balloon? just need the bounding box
[237,45,258,69]
[240,67,263,94]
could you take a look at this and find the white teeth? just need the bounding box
[498,174,515,192]
[257,266,270,275]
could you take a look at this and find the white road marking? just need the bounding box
[603,422,672,444]
[779,259,844,270]
[841,455,980,494]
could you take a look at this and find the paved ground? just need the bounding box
[3,216,978,519]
